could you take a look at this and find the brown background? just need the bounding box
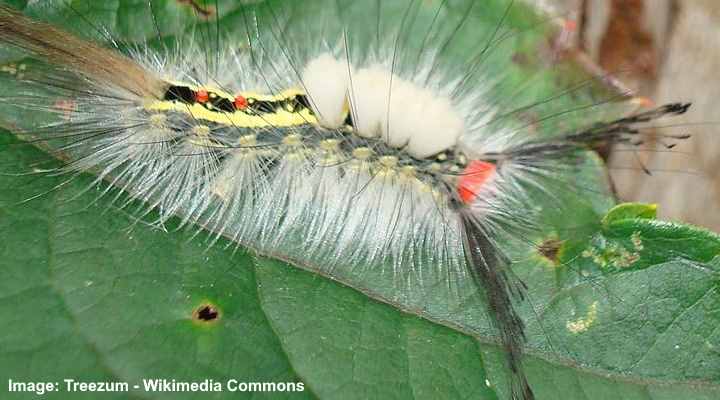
[541,0,720,230]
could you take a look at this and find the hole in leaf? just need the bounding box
[192,303,220,323]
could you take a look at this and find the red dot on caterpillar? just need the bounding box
[195,89,209,103]
[457,160,496,204]
[234,95,248,110]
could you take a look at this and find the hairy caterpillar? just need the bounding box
[0,1,702,399]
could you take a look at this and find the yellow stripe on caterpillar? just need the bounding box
[146,82,324,128]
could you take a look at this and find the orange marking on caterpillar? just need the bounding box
[457,160,496,204]
[631,96,654,108]
[234,95,248,110]
[195,89,209,103]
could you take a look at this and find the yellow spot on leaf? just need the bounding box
[566,301,598,333]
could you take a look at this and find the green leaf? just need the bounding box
[1,1,719,399]
[602,203,658,226]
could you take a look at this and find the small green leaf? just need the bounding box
[602,202,658,226]
[603,218,720,269]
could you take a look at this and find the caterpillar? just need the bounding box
[0,1,698,399]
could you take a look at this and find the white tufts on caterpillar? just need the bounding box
[349,61,465,157]
[301,53,350,128]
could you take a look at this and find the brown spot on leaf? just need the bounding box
[177,0,215,19]
[511,52,530,66]
[538,238,564,263]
